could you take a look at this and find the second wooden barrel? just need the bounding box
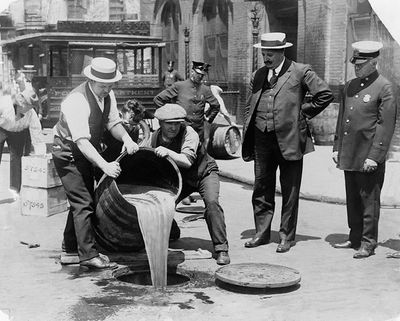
[207,124,242,159]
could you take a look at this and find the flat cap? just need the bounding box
[154,103,187,122]
[350,41,383,64]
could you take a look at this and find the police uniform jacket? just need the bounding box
[242,59,334,161]
[154,79,220,134]
[333,71,396,171]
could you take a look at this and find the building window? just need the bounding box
[110,0,125,21]
[204,33,228,83]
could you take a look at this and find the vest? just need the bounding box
[55,82,111,156]
[150,125,218,182]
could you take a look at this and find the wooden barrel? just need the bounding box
[207,124,242,159]
[309,103,339,146]
[93,147,182,252]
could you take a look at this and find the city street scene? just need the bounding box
[1,0,400,320]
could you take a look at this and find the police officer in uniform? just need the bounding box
[332,41,396,258]
[154,61,220,143]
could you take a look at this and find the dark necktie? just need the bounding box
[269,69,278,87]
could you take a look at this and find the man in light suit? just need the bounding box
[242,32,334,252]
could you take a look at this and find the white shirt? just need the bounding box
[57,84,121,142]
[268,58,285,82]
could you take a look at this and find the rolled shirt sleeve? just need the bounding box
[181,125,200,165]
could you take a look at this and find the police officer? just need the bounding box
[332,41,396,258]
[154,61,220,143]
[162,60,184,88]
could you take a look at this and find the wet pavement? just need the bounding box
[1,151,400,321]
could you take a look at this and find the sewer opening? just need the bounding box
[114,270,190,287]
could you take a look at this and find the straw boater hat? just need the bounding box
[83,57,122,83]
[254,32,293,49]
[154,103,187,122]
[350,40,383,64]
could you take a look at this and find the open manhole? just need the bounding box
[114,269,190,287]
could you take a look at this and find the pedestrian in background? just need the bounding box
[0,81,43,196]
[332,41,396,259]
[149,103,230,265]
[242,32,333,253]
[162,60,184,88]
[52,57,138,269]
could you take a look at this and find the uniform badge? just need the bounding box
[363,94,371,103]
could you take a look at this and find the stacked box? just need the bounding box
[20,154,69,217]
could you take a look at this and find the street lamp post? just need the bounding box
[184,27,190,79]
[250,5,260,72]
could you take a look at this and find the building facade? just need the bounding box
[1,0,399,154]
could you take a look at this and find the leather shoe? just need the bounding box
[80,256,117,269]
[353,244,375,259]
[276,240,291,253]
[244,236,269,248]
[216,251,230,265]
[333,240,360,249]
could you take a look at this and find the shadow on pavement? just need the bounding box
[379,238,400,251]
[215,279,301,295]
[325,233,349,246]
[169,237,214,253]
[241,229,321,243]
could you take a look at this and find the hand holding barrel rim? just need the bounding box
[103,161,122,178]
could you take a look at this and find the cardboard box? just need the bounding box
[22,154,62,188]
[21,185,69,217]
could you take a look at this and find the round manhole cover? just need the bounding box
[215,263,301,288]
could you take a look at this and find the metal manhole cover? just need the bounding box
[215,263,301,288]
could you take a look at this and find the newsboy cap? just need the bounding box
[192,61,211,75]
[350,41,383,64]
[154,103,187,122]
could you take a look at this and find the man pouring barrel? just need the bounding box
[147,103,230,265]
[52,57,139,269]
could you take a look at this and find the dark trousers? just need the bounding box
[344,164,385,248]
[252,128,303,242]
[178,171,228,252]
[52,143,99,262]
[0,128,31,192]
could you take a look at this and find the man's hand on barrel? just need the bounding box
[121,134,139,155]
[154,146,170,158]
[103,161,122,178]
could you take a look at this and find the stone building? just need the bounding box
[2,0,399,154]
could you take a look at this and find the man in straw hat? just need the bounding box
[242,32,333,252]
[148,103,230,265]
[52,57,139,269]
[332,41,396,259]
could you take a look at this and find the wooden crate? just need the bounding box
[22,154,62,188]
[21,185,69,217]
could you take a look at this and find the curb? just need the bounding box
[219,170,399,209]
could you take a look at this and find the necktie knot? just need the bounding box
[270,69,278,87]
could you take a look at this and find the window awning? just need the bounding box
[68,41,166,48]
